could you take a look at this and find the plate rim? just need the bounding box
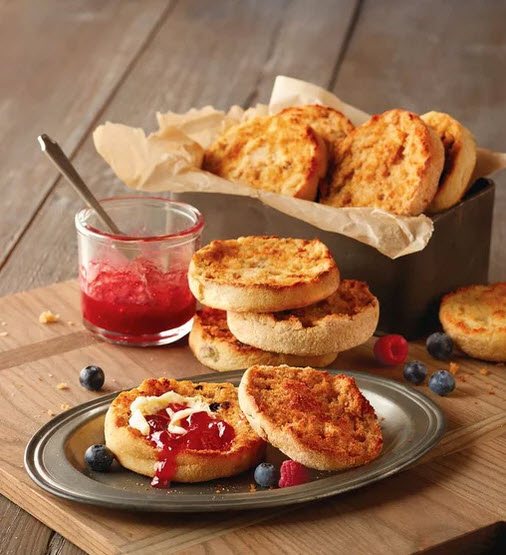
[24,369,446,512]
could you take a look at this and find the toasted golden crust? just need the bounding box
[421,111,477,213]
[228,280,379,356]
[321,109,444,215]
[440,283,506,362]
[188,236,340,312]
[238,365,383,471]
[104,378,265,482]
[276,105,354,147]
[203,115,327,200]
[189,307,338,371]
[276,105,355,198]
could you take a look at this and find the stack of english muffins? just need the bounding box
[188,236,379,371]
[203,105,477,216]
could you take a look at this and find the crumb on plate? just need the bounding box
[39,310,60,324]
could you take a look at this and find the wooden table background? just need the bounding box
[0,1,504,553]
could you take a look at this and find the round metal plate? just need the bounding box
[25,369,445,512]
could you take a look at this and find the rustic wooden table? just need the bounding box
[0,1,504,553]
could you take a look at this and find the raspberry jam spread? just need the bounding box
[80,258,195,341]
[145,403,235,488]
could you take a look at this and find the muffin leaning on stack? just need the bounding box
[188,236,379,371]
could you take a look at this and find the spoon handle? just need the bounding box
[38,134,123,235]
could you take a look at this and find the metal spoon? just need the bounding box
[37,134,123,235]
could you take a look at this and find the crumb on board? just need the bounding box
[449,362,460,375]
[479,368,491,376]
[458,375,467,382]
[60,403,71,410]
[488,390,495,395]
[39,310,60,324]
[67,321,75,326]
[0,331,8,337]
[249,483,257,493]
[56,382,69,390]
[1,321,6,326]
[47,409,55,417]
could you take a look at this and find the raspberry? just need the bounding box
[278,460,310,488]
[373,334,409,366]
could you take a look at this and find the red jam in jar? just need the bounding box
[145,404,235,488]
[80,258,195,340]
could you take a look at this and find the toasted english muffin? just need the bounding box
[203,115,327,200]
[276,105,354,148]
[321,109,444,215]
[105,378,265,483]
[190,307,338,371]
[238,365,383,471]
[421,111,477,213]
[439,283,506,362]
[188,236,340,313]
[276,105,354,197]
[227,280,379,356]
[277,104,353,170]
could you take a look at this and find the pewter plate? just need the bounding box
[25,370,445,512]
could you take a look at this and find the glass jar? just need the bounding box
[75,197,204,346]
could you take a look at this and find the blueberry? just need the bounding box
[84,444,115,471]
[79,365,105,391]
[403,360,427,385]
[254,463,278,488]
[428,370,456,396]
[426,332,453,361]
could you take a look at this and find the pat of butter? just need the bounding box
[128,391,213,436]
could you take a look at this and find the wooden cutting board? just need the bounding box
[0,280,504,555]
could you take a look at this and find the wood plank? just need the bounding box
[0,0,358,295]
[47,534,87,555]
[0,280,504,555]
[0,281,89,354]
[177,470,498,555]
[0,0,171,273]
[413,433,506,518]
[331,0,506,281]
[0,496,53,555]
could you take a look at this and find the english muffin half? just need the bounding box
[238,365,383,471]
[190,307,338,371]
[203,115,327,200]
[105,378,265,484]
[188,236,340,312]
[421,111,477,213]
[321,109,444,215]
[440,282,506,362]
[276,105,355,197]
[227,280,379,356]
